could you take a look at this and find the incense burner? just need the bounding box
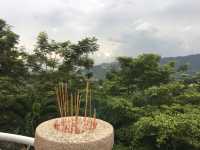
[34,117,114,150]
[34,82,114,149]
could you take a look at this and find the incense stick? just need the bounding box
[84,81,89,117]
[54,81,97,134]
[65,83,69,116]
[71,93,73,116]
[89,88,92,117]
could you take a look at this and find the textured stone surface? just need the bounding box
[34,117,114,150]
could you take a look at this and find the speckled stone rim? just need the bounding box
[34,117,114,150]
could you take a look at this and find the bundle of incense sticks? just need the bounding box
[54,81,97,134]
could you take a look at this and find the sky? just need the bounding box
[1,0,200,64]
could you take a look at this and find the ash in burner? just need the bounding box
[54,117,97,134]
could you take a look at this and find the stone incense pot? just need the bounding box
[34,117,114,150]
[34,82,114,150]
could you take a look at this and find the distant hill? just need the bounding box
[161,54,200,74]
[90,62,119,79]
[91,54,200,79]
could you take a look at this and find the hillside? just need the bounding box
[161,54,200,74]
[91,54,200,79]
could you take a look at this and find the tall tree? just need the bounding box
[0,19,27,78]
[103,54,175,95]
[28,32,50,72]
[60,37,98,72]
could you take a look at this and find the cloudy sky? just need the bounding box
[1,0,200,64]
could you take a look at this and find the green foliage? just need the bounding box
[0,19,98,140]
[97,96,135,127]
[132,113,200,150]
[113,144,130,150]
[98,53,200,149]
[0,19,27,78]
[132,82,186,106]
[0,76,27,133]
[1,18,200,150]
[60,37,98,72]
[103,54,175,96]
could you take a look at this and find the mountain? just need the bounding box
[161,54,200,74]
[90,62,119,80]
[91,54,200,79]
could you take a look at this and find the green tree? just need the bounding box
[132,113,200,150]
[59,37,98,73]
[103,54,175,96]
[0,19,27,78]
[28,32,52,72]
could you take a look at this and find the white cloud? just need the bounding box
[1,0,200,64]
[135,21,158,34]
[135,22,152,31]
[182,26,192,32]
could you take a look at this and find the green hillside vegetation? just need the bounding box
[91,54,200,79]
[161,54,200,74]
[1,19,200,150]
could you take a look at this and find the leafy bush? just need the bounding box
[132,113,200,150]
